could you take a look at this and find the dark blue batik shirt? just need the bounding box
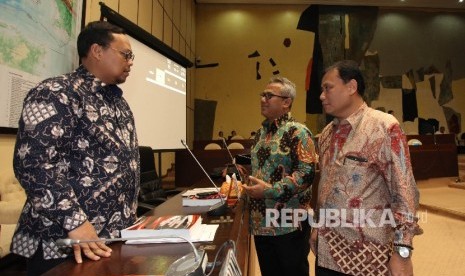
[11,65,140,259]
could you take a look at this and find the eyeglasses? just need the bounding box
[260,92,289,100]
[110,47,135,61]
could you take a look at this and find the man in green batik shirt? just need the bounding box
[243,76,317,276]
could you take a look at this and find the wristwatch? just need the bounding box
[394,246,411,258]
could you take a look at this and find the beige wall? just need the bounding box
[196,4,465,138]
[0,135,15,174]
[195,4,316,137]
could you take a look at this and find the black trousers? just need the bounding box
[26,246,71,276]
[254,224,311,276]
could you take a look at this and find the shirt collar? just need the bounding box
[75,65,123,98]
[332,102,368,130]
[262,112,294,134]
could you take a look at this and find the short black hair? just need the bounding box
[325,60,365,96]
[77,21,125,59]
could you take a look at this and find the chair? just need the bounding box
[460,132,465,146]
[230,135,244,140]
[204,143,222,150]
[137,146,167,215]
[227,142,245,149]
[407,139,422,146]
[0,168,26,259]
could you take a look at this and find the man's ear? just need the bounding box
[283,98,292,109]
[348,79,358,95]
[89,43,103,60]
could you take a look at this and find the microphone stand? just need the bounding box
[57,235,205,276]
[220,138,243,182]
[433,126,437,145]
[220,139,251,216]
[181,139,228,216]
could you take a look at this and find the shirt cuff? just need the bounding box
[263,184,275,199]
[62,209,88,232]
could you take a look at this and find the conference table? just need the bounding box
[43,182,251,276]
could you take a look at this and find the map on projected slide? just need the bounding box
[0,0,83,129]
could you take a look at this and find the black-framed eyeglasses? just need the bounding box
[110,47,135,61]
[260,92,289,100]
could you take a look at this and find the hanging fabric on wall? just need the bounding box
[298,5,323,114]
[443,106,461,134]
[402,88,418,122]
[438,60,453,106]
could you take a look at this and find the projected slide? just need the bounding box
[146,60,186,95]
[120,36,187,150]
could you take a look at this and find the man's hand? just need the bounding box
[242,176,271,199]
[388,252,413,276]
[310,228,318,255]
[67,221,112,263]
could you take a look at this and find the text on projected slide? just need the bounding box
[146,59,186,95]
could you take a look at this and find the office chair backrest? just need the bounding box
[227,142,245,150]
[204,143,222,150]
[231,135,244,140]
[407,139,422,146]
[138,146,167,203]
[139,146,159,182]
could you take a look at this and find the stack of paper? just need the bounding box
[121,214,219,244]
[181,188,226,207]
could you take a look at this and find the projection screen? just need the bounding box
[120,36,187,150]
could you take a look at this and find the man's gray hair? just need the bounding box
[268,76,296,100]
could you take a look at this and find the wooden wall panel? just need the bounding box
[138,0,153,33]
[180,1,187,42]
[173,0,181,33]
[119,0,138,23]
[163,0,173,24]
[190,3,195,51]
[152,0,164,39]
[85,0,117,24]
[173,29,180,53]
[163,11,173,46]
[85,0,102,23]
[186,0,192,47]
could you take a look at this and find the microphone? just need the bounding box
[57,235,206,276]
[432,126,437,145]
[181,139,228,216]
[220,138,243,182]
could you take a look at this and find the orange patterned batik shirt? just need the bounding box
[315,103,421,276]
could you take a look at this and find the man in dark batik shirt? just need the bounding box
[11,21,139,275]
[243,76,317,276]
